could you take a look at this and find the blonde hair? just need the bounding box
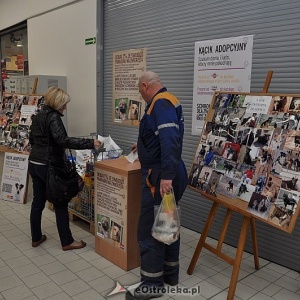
[44,87,70,111]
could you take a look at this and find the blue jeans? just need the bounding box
[28,162,74,247]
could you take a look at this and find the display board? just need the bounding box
[0,152,29,204]
[189,92,300,233]
[0,93,45,153]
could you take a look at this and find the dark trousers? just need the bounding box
[138,160,187,286]
[28,162,74,247]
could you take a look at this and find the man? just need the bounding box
[127,71,187,300]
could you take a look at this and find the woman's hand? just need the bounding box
[94,139,102,149]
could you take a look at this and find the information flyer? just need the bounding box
[0,152,28,203]
[192,35,253,135]
[95,168,128,250]
[112,48,147,126]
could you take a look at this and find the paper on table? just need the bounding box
[126,151,138,163]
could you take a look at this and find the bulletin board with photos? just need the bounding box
[0,93,45,153]
[189,92,300,233]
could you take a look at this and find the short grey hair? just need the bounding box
[139,71,162,86]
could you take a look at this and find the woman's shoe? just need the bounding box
[62,240,86,251]
[32,235,47,247]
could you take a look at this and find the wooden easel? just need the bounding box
[187,71,273,300]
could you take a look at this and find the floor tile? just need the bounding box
[22,272,52,288]
[1,284,33,300]
[273,288,300,300]
[0,274,23,292]
[31,281,63,299]
[76,266,105,282]
[60,278,90,296]
[49,269,78,285]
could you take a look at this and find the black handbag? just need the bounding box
[45,113,84,204]
[47,151,84,203]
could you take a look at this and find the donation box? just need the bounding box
[94,157,141,271]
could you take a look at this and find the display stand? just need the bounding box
[187,193,259,300]
[188,71,274,300]
[94,157,141,271]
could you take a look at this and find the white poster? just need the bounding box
[1,152,28,203]
[192,35,253,135]
[113,48,147,126]
[95,169,128,250]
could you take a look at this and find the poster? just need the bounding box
[1,152,28,203]
[189,92,300,232]
[113,48,147,126]
[192,35,253,135]
[95,169,128,250]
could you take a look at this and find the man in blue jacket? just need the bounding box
[127,71,188,300]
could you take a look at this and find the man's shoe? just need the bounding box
[125,286,163,300]
[32,235,47,247]
[164,278,178,286]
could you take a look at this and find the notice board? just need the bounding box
[189,92,300,233]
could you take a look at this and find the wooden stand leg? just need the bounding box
[227,216,250,300]
[250,218,259,270]
[187,202,219,275]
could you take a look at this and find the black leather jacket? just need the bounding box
[29,105,94,166]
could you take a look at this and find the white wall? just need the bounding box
[28,0,97,137]
[0,0,78,31]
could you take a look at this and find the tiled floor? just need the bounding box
[0,199,299,300]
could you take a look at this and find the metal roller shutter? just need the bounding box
[99,0,300,271]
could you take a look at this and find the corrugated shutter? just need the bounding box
[99,0,300,271]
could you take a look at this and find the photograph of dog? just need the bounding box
[110,221,123,244]
[97,215,110,238]
[269,96,290,114]
[128,100,141,121]
[114,98,129,121]
[216,176,239,198]
[14,183,25,202]
[288,97,300,111]
[247,192,271,219]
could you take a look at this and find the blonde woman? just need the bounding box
[29,87,101,251]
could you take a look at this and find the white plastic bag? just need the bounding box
[151,189,180,245]
[97,135,123,160]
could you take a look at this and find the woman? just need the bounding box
[29,87,101,251]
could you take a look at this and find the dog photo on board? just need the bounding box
[14,183,25,202]
[97,215,111,238]
[128,100,141,121]
[114,98,129,121]
[110,221,123,245]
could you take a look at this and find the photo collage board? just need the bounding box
[189,92,300,233]
[0,93,45,153]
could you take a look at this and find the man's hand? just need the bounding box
[160,179,172,198]
[131,143,137,153]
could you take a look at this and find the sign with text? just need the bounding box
[192,35,253,135]
[95,168,128,250]
[1,152,28,203]
[112,48,147,126]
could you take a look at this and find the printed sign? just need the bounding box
[112,48,147,126]
[192,35,253,135]
[1,152,28,203]
[95,168,128,250]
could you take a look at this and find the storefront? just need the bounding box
[0,22,28,101]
